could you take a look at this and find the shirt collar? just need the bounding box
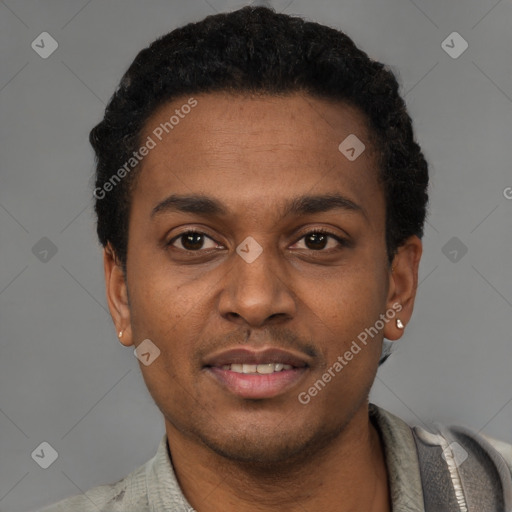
[145,435,194,511]
[145,404,425,511]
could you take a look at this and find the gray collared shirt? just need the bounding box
[38,404,512,511]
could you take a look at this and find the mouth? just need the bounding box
[203,348,310,399]
[219,363,295,374]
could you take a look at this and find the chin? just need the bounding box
[205,434,303,464]
[194,416,342,468]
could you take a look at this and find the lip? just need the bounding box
[203,347,310,399]
[207,367,308,399]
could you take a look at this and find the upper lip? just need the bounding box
[203,347,310,368]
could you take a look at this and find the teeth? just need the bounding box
[222,363,294,374]
[256,363,274,374]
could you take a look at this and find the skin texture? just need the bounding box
[104,92,422,512]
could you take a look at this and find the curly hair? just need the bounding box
[90,5,429,275]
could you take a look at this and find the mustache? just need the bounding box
[195,326,320,362]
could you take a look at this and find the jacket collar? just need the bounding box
[369,403,425,511]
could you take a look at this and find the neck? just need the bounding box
[165,404,391,512]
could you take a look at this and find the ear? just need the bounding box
[103,243,133,347]
[383,235,422,341]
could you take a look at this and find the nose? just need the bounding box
[218,241,297,328]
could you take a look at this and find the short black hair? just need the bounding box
[90,5,429,271]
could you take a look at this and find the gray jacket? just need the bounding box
[37,404,512,511]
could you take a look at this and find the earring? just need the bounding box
[396,319,404,329]
[118,330,123,338]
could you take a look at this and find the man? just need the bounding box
[41,5,512,512]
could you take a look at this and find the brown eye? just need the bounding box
[169,231,219,251]
[292,230,346,251]
[304,232,329,250]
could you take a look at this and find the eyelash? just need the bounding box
[167,228,348,253]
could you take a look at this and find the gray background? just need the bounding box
[0,0,511,510]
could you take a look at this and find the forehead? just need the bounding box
[133,92,384,226]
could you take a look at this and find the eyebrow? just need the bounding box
[150,193,366,220]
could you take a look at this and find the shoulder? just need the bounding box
[413,420,512,479]
[412,420,512,510]
[37,455,150,512]
[480,432,512,475]
[370,403,512,509]
[371,403,512,479]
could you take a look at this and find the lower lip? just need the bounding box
[206,367,308,399]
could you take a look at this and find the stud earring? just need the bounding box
[118,330,123,338]
[396,319,404,329]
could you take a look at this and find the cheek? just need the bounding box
[315,265,388,356]
[312,258,387,315]
[127,252,194,326]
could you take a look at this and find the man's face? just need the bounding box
[116,92,400,463]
